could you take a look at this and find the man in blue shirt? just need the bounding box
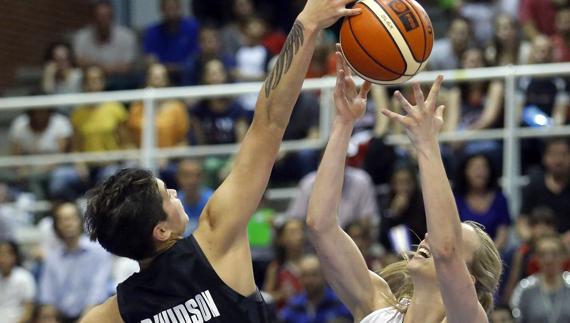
[143,0,200,77]
[280,255,352,323]
[176,159,213,236]
[39,202,112,323]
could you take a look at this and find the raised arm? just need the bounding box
[193,0,361,295]
[382,77,488,323]
[306,50,389,321]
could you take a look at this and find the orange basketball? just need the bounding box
[340,0,434,84]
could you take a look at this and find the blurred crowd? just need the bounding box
[1,0,570,322]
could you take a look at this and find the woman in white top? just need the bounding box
[306,46,503,323]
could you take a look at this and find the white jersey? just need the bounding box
[360,307,405,323]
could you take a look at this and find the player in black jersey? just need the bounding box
[79,1,362,322]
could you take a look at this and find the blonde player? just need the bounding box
[306,49,502,323]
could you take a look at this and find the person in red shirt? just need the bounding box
[552,7,570,62]
[519,0,567,40]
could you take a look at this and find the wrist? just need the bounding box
[416,139,440,159]
[296,13,320,34]
[333,116,356,128]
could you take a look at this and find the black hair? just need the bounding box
[51,201,83,240]
[273,218,304,265]
[42,41,77,67]
[454,153,499,195]
[85,168,168,260]
[0,240,23,267]
[529,206,557,227]
[543,137,570,154]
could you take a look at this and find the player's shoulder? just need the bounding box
[80,296,123,323]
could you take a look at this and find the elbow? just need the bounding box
[305,213,334,234]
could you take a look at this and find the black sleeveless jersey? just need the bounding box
[117,235,269,323]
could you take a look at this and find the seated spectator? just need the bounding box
[264,219,306,309]
[519,0,565,40]
[503,207,563,302]
[143,0,200,85]
[220,0,255,56]
[176,159,213,235]
[128,63,189,148]
[457,0,495,45]
[489,304,515,323]
[517,35,569,127]
[518,138,570,242]
[183,24,236,85]
[72,66,131,152]
[0,240,36,323]
[9,107,73,198]
[270,91,320,185]
[39,202,112,322]
[72,0,137,89]
[345,220,383,272]
[379,164,426,252]
[234,16,272,112]
[428,16,472,71]
[510,234,570,323]
[189,59,248,145]
[485,14,531,66]
[10,108,71,155]
[280,255,352,323]
[552,7,570,62]
[287,162,379,229]
[42,42,82,95]
[454,153,511,250]
[446,48,504,158]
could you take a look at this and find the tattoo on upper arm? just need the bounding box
[264,20,305,98]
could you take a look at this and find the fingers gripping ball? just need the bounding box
[340,0,434,85]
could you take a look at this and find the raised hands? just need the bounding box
[334,44,372,124]
[381,76,445,151]
[298,0,362,30]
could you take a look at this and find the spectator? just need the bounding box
[503,207,562,302]
[234,16,272,112]
[220,0,255,56]
[0,241,36,323]
[72,66,131,152]
[485,14,531,66]
[9,108,71,155]
[345,220,383,272]
[42,42,82,95]
[518,35,569,127]
[457,0,495,45]
[270,91,320,184]
[128,63,189,148]
[280,255,352,323]
[446,48,504,158]
[263,219,306,309]
[288,164,380,229]
[510,235,570,323]
[428,16,472,71]
[183,24,236,85]
[176,159,213,235]
[39,202,112,323]
[143,0,200,84]
[518,138,570,241]
[454,153,512,250]
[189,59,249,145]
[9,108,73,198]
[379,164,426,252]
[72,0,137,89]
[519,0,567,40]
[490,304,515,323]
[552,6,570,62]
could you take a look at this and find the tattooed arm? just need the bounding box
[193,0,361,296]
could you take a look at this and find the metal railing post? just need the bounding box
[503,66,521,214]
[319,87,334,141]
[141,90,157,173]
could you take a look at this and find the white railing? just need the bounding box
[2,63,570,213]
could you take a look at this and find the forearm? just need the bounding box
[417,140,462,258]
[256,17,320,131]
[307,118,353,232]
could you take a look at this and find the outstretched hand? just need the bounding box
[299,0,362,30]
[381,75,444,149]
[334,44,371,124]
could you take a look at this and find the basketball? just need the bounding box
[340,0,434,84]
